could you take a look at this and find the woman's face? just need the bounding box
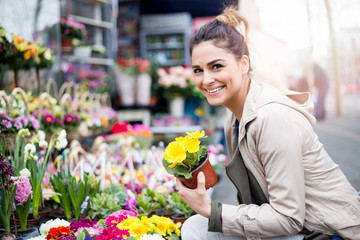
[191,41,249,107]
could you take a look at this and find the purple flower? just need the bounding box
[0,156,14,189]
[14,120,23,129]
[64,113,74,124]
[125,197,137,210]
[0,42,5,51]
[27,115,40,129]
[55,117,64,126]
[16,116,29,127]
[1,119,12,128]
[43,114,55,124]
[13,177,32,206]
[70,216,97,232]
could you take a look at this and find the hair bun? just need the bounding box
[216,6,249,42]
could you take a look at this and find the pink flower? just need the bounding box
[64,113,74,124]
[95,226,129,240]
[104,209,138,227]
[75,226,103,237]
[1,119,12,128]
[13,176,32,206]
[43,114,55,124]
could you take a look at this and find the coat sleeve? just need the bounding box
[222,104,307,238]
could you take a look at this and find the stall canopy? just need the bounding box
[140,0,238,18]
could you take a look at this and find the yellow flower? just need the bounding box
[186,130,207,139]
[117,217,149,240]
[180,137,200,153]
[162,141,187,168]
[24,50,31,60]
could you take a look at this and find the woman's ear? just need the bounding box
[240,55,250,74]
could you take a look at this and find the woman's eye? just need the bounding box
[213,64,223,70]
[193,68,202,74]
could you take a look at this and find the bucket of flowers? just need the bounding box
[162,130,217,189]
[60,17,87,53]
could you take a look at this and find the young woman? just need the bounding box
[176,6,360,240]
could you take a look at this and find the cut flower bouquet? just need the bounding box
[162,130,217,189]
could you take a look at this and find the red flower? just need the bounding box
[111,122,130,134]
[46,226,71,240]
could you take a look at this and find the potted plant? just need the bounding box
[168,192,194,226]
[162,130,217,189]
[60,17,87,53]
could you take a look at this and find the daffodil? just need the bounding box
[162,141,187,168]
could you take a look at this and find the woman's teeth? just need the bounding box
[207,87,223,93]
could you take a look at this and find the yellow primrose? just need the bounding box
[186,130,207,139]
[180,137,200,153]
[117,217,149,240]
[162,141,187,168]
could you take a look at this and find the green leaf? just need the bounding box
[162,158,192,179]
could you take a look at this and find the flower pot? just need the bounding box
[61,37,72,53]
[170,213,188,229]
[12,225,39,239]
[114,68,136,106]
[135,73,152,106]
[169,96,185,118]
[177,156,217,190]
[38,207,52,219]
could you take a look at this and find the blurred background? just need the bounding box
[0,0,359,194]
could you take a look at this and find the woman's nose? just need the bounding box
[203,71,214,85]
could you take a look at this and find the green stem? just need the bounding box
[7,185,17,238]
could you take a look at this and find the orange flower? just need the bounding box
[24,50,32,60]
[46,226,70,240]
[101,116,109,128]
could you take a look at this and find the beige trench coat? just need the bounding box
[222,80,360,239]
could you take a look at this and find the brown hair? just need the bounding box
[190,6,251,71]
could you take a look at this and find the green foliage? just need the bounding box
[50,173,72,219]
[168,192,194,218]
[135,189,160,217]
[162,146,208,179]
[68,175,91,221]
[102,185,128,207]
[89,192,122,220]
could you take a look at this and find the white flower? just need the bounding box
[17,128,31,139]
[55,138,68,150]
[39,140,48,148]
[139,234,165,240]
[42,187,56,200]
[24,143,36,160]
[20,168,31,178]
[59,129,67,139]
[38,130,45,141]
[39,218,70,235]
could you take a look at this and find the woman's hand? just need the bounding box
[176,171,212,218]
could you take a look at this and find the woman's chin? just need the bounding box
[206,98,223,106]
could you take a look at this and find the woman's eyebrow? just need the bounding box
[192,59,225,69]
[207,59,224,66]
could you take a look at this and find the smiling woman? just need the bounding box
[177,5,360,240]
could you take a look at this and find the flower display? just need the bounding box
[117,58,151,76]
[60,17,87,40]
[162,130,208,179]
[39,218,70,236]
[96,226,130,240]
[45,226,71,240]
[0,154,14,233]
[0,113,40,133]
[156,66,203,100]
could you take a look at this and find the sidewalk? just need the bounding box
[212,92,360,204]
